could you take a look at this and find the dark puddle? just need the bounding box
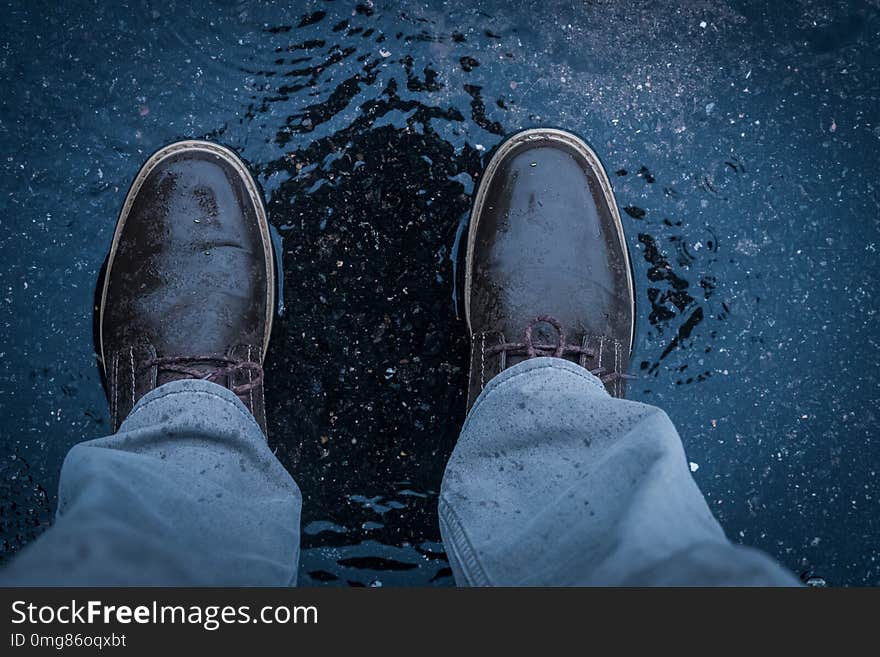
[227,6,722,586]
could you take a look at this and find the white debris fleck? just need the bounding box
[699,21,707,29]
[379,48,391,58]
[689,462,700,473]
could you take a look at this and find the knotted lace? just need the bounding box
[139,355,263,395]
[485,314,634,384]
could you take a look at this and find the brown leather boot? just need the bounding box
[98,140,274,434]
[464,128,636,412]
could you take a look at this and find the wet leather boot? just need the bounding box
[463,128,636,412]
[98,140,274,434]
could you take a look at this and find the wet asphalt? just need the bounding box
[1,0,878,585]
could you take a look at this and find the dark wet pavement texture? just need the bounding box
[1,0,878,586]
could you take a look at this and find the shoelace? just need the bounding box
[485,314,634,385]
[139,355,263,395]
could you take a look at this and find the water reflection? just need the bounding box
[232,5,723,585]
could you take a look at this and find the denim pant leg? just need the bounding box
[439,357,800,586]
[0,380,301,586]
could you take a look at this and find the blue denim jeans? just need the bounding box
[0,358,799,586]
